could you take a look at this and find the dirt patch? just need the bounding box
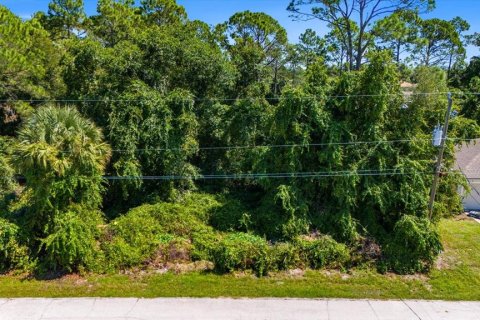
[59,274,88,285]
[435,253,452,270]
[123,260,214,277]
[381,271,429,282]
[163,261,214,274]
[455,213,474,221]
[286,268,305,278]
[401,274,429,282]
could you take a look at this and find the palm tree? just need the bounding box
[13,105,111,218]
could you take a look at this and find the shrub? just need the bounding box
[296,235,350,269]
[0,138,16,212]
[102,208,164,269]
[209,195,252,232]
[40,207,104,272]
[128,200,211,237]
[191,226,223,261]
[212,232,269,276]
[252,186,310,241]
[148,202,204,236]
[268,242,301,271]
[381,215,442,274]
[102,236,144,270]
[102,194,222,270]
[0,218,29,272]
[179,193,222,223]
[157,237,192,263]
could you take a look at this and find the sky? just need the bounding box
[1,0,479,57]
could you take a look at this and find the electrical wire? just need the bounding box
[54,137,479,154]
[103,168,433,181]
[8,168,466,182]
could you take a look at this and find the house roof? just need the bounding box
[455,139,480,179]
[400,82,416,89]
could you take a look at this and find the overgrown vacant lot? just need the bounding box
[0,218,478,300]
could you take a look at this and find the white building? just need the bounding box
[455,139,480,211]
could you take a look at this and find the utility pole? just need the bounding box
[428,92,453,220]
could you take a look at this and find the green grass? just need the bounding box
[1,218,479,300]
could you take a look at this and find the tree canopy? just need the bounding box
[1,0,480,275]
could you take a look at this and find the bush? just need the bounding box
[252,186,310,241]
[40,207,104,272]
[129,195,216,237]
[213,232,269,276]
[156,237,192,263]
[179,193,222,223]
[191,226,223,261]
[148,203,204,236]
[102,194,222,270]
[102,208,164,269]
[268,242,301,271]
[0,138,16,212]
[296,235,350,269]
[381,215,442,274]
[0,218,29,272]
[209,195,252,232]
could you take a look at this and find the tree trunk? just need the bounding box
[447,50,454,79]
[273,59,279,96]
[396,41,401,63]
[355,26,364,70]
[425,43,431,66]
[355,1,365,70]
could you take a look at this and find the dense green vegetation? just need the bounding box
[0,219,478,300]
[1,0,480,279]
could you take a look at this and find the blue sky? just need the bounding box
[2,0,479,56]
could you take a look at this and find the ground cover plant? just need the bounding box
[1,0,480,284]
[0,218,478,300]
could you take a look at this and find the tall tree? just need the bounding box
[446,17,470,78]
[412,18,463,67]
[296,28,328,67]
[467,32,480,53]
[219,11,288,95]
[287,0,435,70]
[372,10,420,63]
[46,0,86,38]
[140,0,187,26]
[89,0,142,47]
[324,20,356,71]
[0,6,64,136]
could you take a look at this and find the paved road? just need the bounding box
[0,298,479,320]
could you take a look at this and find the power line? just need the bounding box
[55,137,478,154]
[2,91,479,104]
[107,138,427,153]
[103,169,433,181]
[8,168,464,181]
